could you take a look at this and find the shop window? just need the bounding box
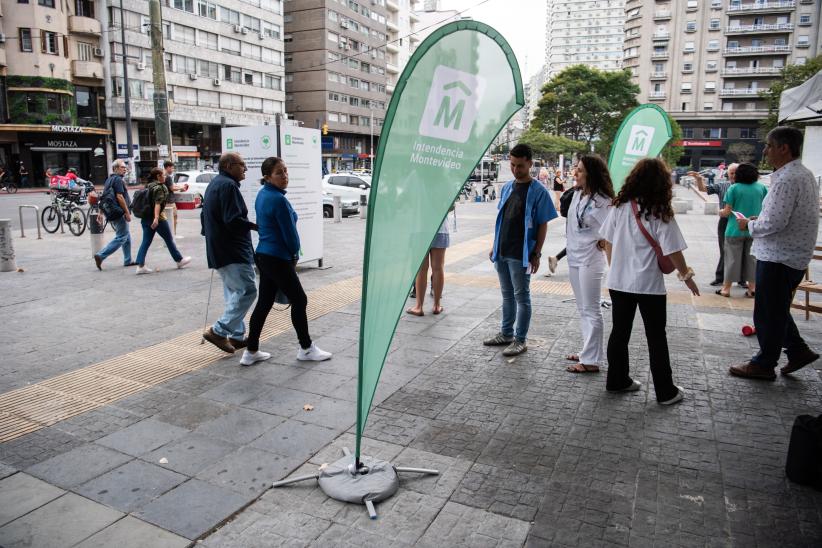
[19,28,33,52]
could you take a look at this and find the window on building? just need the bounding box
[773,58,784,68]
[198,60,219,79]
[328,113,339,122]
[197,0,217,19]
[241,42,262,61]
[76,41,94,61]
[686,21,697,32]
[707,40,719,51]
[198,90,219,107]
[219,6,240,25]
[328,31,338,42]
[687,0,698,9]
[263,74,281,90]
[704,102,714,111]
[42,31,59,54]
[706,60,718,71]
[681,82,692,93]
[220,93,242,110]
[740,128,758,139]
[705,81,716,91]
[221,37,241,55]
[263,22,281,39]
[795,57,807,65]
[38,0,55,6]
[75,86,98,121]
[224,65,242,83]
[681,102,689,110]
[799,14,811,25]
[174,25,196,45]
[683,62,693,72]
[702,128,725,138]
[243,14,261,32]
[683,127,694,138]
[243,97,263,112]
[797,35,810,46]
[709,18,720,30]
[199,30,218,50]
[173,0,194,13]
[263,99,279,114]
[76,0,94,17]
[684,41,695,52]
[19,28,33,52]
[728,40,739,48]
[774,38,786,46]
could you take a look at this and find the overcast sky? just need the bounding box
[431,0,547,81]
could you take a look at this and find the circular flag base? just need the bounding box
[318,453,399,508]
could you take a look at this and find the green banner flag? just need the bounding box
[607,104,673,191]
[356,21,523,461]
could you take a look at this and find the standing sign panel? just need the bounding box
[607,104,673,191]
[221,125,323,264]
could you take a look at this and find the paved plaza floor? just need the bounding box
[0,188,820,547]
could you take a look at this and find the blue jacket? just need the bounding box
[200,171,254,269]
[255,183,300,261]
[492,178,557,267]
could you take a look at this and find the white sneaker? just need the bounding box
[296,343,332,362]
[659,386,685,406]
[136,266,153,275]
[548,256,558,273]
[240,350,271,366]
[177,256,192,269]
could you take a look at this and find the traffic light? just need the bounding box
[322,123,328,135]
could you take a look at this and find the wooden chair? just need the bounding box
[792,245,822,320]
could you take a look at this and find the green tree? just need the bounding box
[660,115,684,167]
[760,55,822,134]
[531,65,639,146]
[517,128,587,159]
[727,142,756,164]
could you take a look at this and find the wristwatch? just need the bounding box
[530,251,542,259]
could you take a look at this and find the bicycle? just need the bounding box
[87,201,108,234]
[41,192,87,236]
[1,180,18,194]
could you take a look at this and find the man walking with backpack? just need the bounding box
[94,159,134,270]
[200,152,257,353]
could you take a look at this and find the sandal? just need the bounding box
[432,305,444,315]
[405,308,424,317]
[565,354,580,362]
[715,289,730,297]
[745,290,755,298]
[566,363,600,373]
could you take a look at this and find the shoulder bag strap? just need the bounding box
[631,200,662,254]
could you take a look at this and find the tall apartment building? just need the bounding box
[284,0,392,172]
[104,0,286,174]
[384,0,419,97]
[624,0,822,168]
[546,0,626,77]
[525,66,549,124]
[0,0,110,186]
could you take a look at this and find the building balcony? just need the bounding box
[719,88,768,97]
[725,23,794,34]
[386,83,395,94]
[71,60,104,81]
[650,72,667,79]
[653,32,670,40]
[386,0,399,12]
[727,1,796,13]
[386,63,399,74]
[648,92,666,100]
[626,12,641,22]
[68,15,102,36]
[623,52,640,61]
[653,11,672,20]
[387,20,399,32]
[409,33,420,42]
[651,51,669,59]
[724,45,791,55]
[386,42,400,54]
[722,66,783,76]
[409,11,420,23]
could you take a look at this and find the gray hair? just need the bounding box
[111,159,125,171]
[218,152,242,172]
[767,126,803,158]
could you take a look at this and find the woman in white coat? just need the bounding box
[564,155,614,374]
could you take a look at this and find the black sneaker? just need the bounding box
[709,279,723,287]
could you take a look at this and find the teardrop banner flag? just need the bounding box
[356,21,524,462]
[607,104,673,191]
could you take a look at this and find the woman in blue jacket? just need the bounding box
[241,157,332,366]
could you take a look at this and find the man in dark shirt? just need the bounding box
[484,144,557,357]
[94,159,134,270]
[201,152,258,353]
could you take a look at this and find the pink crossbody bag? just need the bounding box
[631,200,675,274]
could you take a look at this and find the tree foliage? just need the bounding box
[531,65,639,145]
[517,128,587,159]
[760,55,822,134]
[660,115,684,167]
[727,142,756,164]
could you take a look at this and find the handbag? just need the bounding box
[631,200,675,274]
[559,187,576,218]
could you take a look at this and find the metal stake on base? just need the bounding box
[272,447,438,519]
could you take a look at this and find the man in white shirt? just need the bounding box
[731,127,820,380]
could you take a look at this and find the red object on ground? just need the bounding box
[742,325,756,336]
[174,193,201,210]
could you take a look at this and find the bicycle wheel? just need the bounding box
[88,205,108,232]
[8,184,17,194]
[67,205,87,236]
[41,206,61,233]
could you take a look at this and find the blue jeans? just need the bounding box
[750,260,810,369]
[136,218,182,266]
[97,216,132,265]
[213,262,257,340]
[495,257,531,341]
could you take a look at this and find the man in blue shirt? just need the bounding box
[484,144,557,356]
[200,152,258,353]
[94,159,133,270]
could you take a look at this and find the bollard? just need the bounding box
[359,194,368,221]
[0,219,17,272]
[333,195,342,223]
[88,210,105,257]
[18,205,42,239]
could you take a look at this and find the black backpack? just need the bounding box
[130,186,154,219]
[99,176,124,220]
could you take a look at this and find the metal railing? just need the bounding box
[727,1,796,12]
[719,88,769,96]
[724,45,791,54]
[726,23,794,32]
[18,205,42,240]
[722,66,783,75]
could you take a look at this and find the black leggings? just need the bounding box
[247,253,311,352]
[606,289,677,402]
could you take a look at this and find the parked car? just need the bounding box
[322,192,359,218]
[322,173,371,202]
[173,171,217,205]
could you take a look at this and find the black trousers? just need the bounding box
[715,216,728,282]
[606,289,677,402]
[247,253,311,352]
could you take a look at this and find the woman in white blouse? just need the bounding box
[564,155,614,374]
[600,158,699,405]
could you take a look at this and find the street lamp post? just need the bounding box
[369,106,374,171]
[119,0,135,182]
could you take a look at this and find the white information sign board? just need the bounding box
[221,125,323,264]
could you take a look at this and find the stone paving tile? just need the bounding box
[50,405,144,443]
[142,433,238,476]
[308,433,405,467]
[201,508,331,547]
[0,426,86,469]
[394,447,472,500]
[293,395,357,432]
[282,370,353,399]
[135,478,249,540]
[380,387,455,419]
[25,443,133,489]
[244,386,320,418]
[410,419,496,461]
[111,386,189,418]
[252,419,340,461]
[199,377,275,406]
[154,397,232,430]
[73,515,190,548]
[0,461,17,480]
[95,417,190,457]
[158,370,229,397]
[193,407,287,446]
[0,492,123,548]
[356,407,432,447]
[197,445,304,496]
[0,472,65,527]
[416,501,530,548]
[75,459,187,513]
[451,462,549,522]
